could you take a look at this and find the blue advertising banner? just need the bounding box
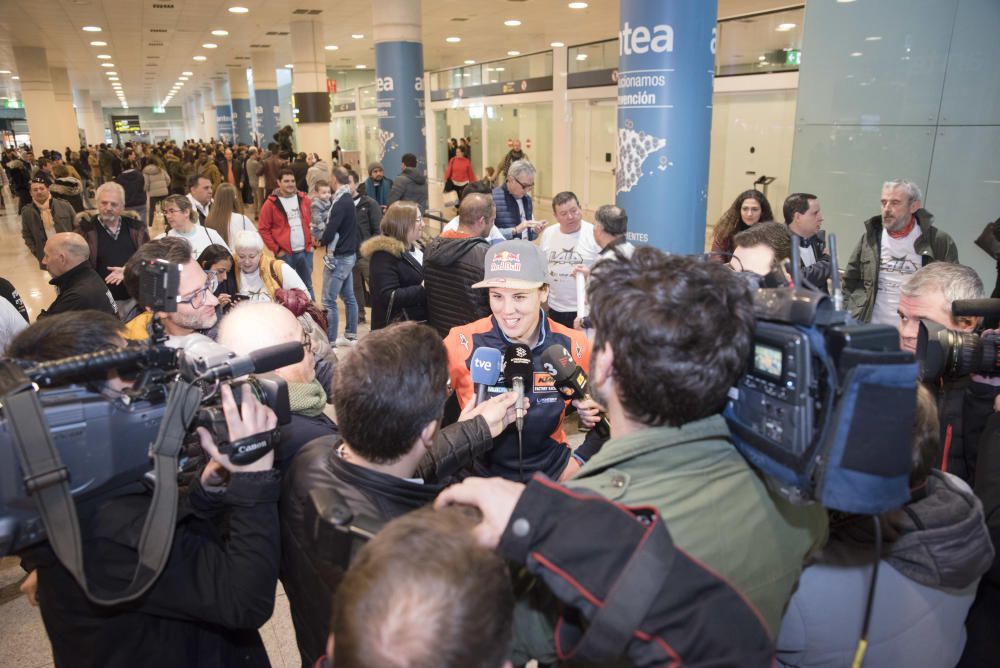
[254,88,280,146]
[375,41,426,171]
[231,98,253,145]
[215,103,234,143]
[615,0,717,254]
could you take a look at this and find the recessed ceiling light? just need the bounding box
[865,35,882,41]
[108,77,119,81]
[446,36,461,43]
[211,30,229,36]
[776,23,796,31]
[193,56,207,61]
[106,71,117,75]
[325,45,339,50]
[550,41,565,47]
[228,6,249,13]
[82,26,102,32]
[464,60,476,65]
[11,76,19,80]
[351,33,364,39]
[850,51,863,57]
[101,63,115,67]
[97,54,112,59]
[89,41,107,46]
[494,67,505,72]
[355,64,366,69]
[202,43,218,49]
[575,53,588,61]
[504,20,521,27]
[758,55,766,60]
[179,76,189,80]
[568,1,588,8]
[507,50,521,56]
[182,71,193,76]
[0,70,10,74]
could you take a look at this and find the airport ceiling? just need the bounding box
[0,0,786,108]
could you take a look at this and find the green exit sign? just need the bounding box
[4,99,22,108]
[152,106,166,113]
[785,49,801,66]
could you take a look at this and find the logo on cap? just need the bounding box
[491,251,522,273]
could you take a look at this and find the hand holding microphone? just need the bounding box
[470,347,503,406]
[540,344,610,438]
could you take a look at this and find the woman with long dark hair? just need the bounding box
[711,189,775,260]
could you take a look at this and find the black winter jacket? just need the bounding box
[280,416,493,666]
[354,194,382,246]
[115,169,146,208]
[360,235,426,329]
[28,470,282,668]
[423,232,490,337]
[40,261,118,318]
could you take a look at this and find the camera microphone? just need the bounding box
[470,347,502,406]
[952,299,1000,319]
[503,344,533,433]
[184,340,305,383]
[540,344,610,438]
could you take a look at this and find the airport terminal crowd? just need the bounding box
[1,137,1000,668]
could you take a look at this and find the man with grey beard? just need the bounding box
[74,181,150,316]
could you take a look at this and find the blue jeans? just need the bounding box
[285,249,314,299]
[323,253,358,340]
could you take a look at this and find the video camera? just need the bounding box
[917,299,1000,381]
[0,259,300,559]
[724,235,919,514]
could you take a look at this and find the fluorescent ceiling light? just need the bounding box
[351,34,364,39]
[182,71,193,76]
[850,51,863,57]
[284,63,294,68]
[446,37,461,43]
[193,56,207,61]
[464,60,476,65]
[355,64,366,69]
[82,26,102,32]
[568,2,588,8]
[101,63,115,67]
[97,54,112,59]
[325,45,339,50]
[550,42,565,47]
[179,76,189,80]
[202,43,218,49]
[0,70,10,74]
[776,23,796,31]
[89,41,107,46]
[504,20,521,27]
[507,50,520,56]
[575,53,588,60]
[211,30,229,36]
[228,6,249,13]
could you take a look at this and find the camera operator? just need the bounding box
[510,249,827,664]
[318,479,773,667]
[776,385,993,667]
[279,321,523,666]
[897,262,995,483]
[9,311,282,667]
[121,236,221,341]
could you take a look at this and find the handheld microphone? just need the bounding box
[503,344,534,433]
[470,347,502,406]
[540,344,610,438]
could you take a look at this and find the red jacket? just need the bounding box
[444,156,476,184]
[258,190,313,255]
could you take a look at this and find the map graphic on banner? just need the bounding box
[616,123,668,194]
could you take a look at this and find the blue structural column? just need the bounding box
[229,67,253,146]
[615,0,717,253]
[373,0,426,171]
[251,50,280,147]
[213,79,234,143]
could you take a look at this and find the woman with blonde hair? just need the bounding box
[232,229,309,302]
[360,200,427,329]
[205,182,255,247]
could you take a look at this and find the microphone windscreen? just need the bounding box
[471,347,503,386]
[539,344,577,382]
[503,344,534,388]
[247,342,305,374]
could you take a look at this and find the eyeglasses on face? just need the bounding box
[512,176,534,190]
[176,275,219,309]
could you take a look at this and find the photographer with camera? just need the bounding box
[9,311,283,667]
[510,249,827,664]
[121,237,221,341]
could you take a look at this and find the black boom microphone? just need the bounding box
[539,344,610,438]
[952,299,1000,319]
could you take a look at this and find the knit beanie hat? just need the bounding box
[367,161,383,176]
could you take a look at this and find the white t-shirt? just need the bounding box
[442,215,506,243]
[157,224,230,259]
[0,298,28,354]
[280,195,306,252]
[871,224,922,326]
[238,262,308,302]
[228,213,255,247]
[539,221,602,312]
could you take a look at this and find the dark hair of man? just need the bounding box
[347,170,360,185]
[332,322,449,463]
[588,249,754,427]
[459,193,495,229]
[551,191,579,211]
[782,192,817,225]
[595,204,628,237]
[37,157,51,169]
[910,384,939,489]
[401,153,417,168]
[267,142,279,153]
[297,152,306,161]
[186,173,210,190]
[123,237,195,303]
[459,180,492,204]
[331,505,513,668]
[331,166,350,186]
[278,167,296,181]
[733,221,792,266]
[7,311,125,362]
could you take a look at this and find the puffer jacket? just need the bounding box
[778,470,993,667]
[142,165,170,198]
[387,167,428,212]
[492,183,536,240]
[49,177,86,213]
[843,209,958,322]
[360,234,426,330]
[423,231,490,337]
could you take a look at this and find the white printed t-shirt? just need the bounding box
[539,221,602,312]
[871,223,922,326]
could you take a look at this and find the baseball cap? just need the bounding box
[472,239,548,290]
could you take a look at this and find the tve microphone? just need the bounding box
[540,344,610,438]
[503,344,534,433]
[470,347,502,406]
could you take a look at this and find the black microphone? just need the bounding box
[540,344,610,439]
[194,342,305,382]
[503,344,534,433]
[952,299,1000,319]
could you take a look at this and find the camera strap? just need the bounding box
[0,361,203,605]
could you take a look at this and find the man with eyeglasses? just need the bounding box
[492,159,545,241]
[121,237,221,341]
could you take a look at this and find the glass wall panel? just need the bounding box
[716,7,803,76]
[939,0,1000,125]
[360,112,381,166]
[485,103,552,198]
[359,85,377,110]
[329,117,356,151]
[568,41,618,73]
